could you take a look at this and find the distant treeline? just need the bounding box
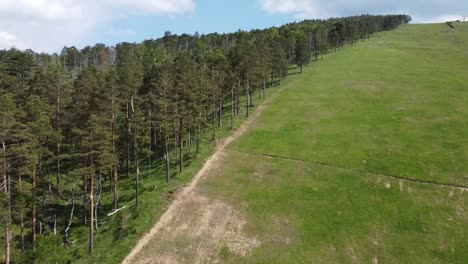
[0,14,411,263]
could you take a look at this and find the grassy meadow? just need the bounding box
[196,23,468,263]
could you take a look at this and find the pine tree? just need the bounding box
[116,43,143,179]
[0,94,19,264]
[82,114,113,253]
[294,33,310,73]
[151,62,173,183]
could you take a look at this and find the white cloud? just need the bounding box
[0,0,196,52]
[258,0,467,22]
[0,31,24,50]
[258,0,320,18]
[0,0,85,22]
[111,0,195,14]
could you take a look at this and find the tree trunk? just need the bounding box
[42,182,46,222]
[53,215,57,235]
[314,38,319,61]
[56,143,61,194]
[212,100,216,140]
[113,167,118,210]
[83,172,87,225]
[135,140,140,208]
[56,83,61,194]
[32,168,36,246]
[3,141,10,263]
[64,187,75,239]
[89,167,94,254]
[246,79,250,118]
[218,98,222,127]
[173,126,178,156]
[112,91,119,211]
[47,166,51,193]
[19,173,24,253]
[196,126,200,155]
[231,86,234,129]
[126,140,130,179]
[250,91,254,107]
[237,79,241,115]
[2,141,5,193]
[95,173,102,230]
[164,125,170,184]
[149,111,154,171]
[126,90,130,179]
[4,227,9,264]
[179,118,183,173]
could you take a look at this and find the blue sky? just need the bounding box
[0,0,466,53]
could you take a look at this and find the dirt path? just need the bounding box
[122,85,288,264]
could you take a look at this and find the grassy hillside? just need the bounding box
[194,23,468,263]
[231,22,468,186]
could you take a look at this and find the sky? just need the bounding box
[0,0,466,53]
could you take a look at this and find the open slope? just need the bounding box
[125,23,468,263]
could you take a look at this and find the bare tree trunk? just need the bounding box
[89,166,94,254]
[19,173,24,253]
[32,168,36,246]
[42,184,46,223]
[3,141,10,263]
[179,118,183,173]
[164,124,170,184]
[4,227,9,264]
[153,122,158,160]
[53,215,57,235]
[196,124,200,155]
[95,173,102,230]
[149,111,153,172]
[83,172,87,225]
[135,139,140,208]
[112,90,119,210]
[246,79,250,118]
[212,99,216,140]
[48,167,51,193]
[56,83,61,194]
[126,91,130,179]
[64,187,75,239]
[236,79,241,115]
[250,90,254,107]
[218,98,222,127]
[56,142,61,194]
[2,141,5,194]
[173,125,178,156]
[188,127,192,149]
[126,140,130,179]
[231,86,234,129]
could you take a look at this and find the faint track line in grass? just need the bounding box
[225,148,468,190]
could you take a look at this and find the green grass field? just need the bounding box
[195,23,468,263]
